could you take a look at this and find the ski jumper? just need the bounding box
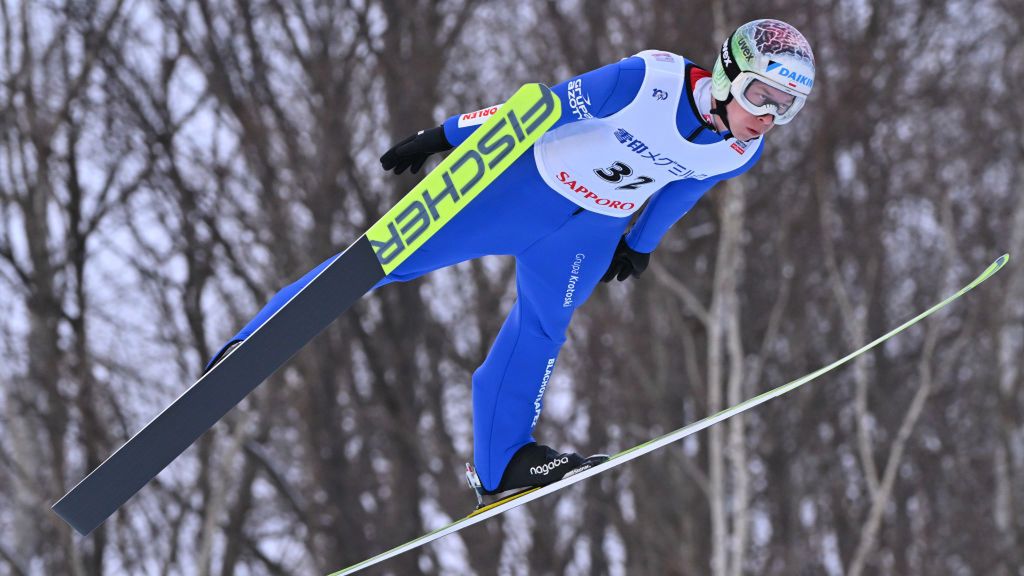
[213,51,764,491]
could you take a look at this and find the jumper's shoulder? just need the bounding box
[617,54,646,70]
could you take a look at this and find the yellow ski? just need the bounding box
[329,254,1009,576]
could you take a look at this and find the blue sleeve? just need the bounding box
[624,178,715,253]
[625,145,765,253]
[442,57,646,147]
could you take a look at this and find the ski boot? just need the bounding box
[465,442,609,509]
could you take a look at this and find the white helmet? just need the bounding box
[711,19,815,124]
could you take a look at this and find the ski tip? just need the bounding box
[985,253,1010,278]
[967,254,1009,289]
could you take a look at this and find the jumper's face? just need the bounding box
[726,97,777,141]
[730,78,804,140]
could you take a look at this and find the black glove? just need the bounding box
[380,126,453,175]
[601,236,651,282]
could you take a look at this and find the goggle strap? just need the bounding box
[721,32,742,81]
[712,97,732,132]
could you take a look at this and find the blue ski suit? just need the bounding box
[215,52,763,491]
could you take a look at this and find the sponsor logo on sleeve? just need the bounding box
[567,78,593,120]
[651,88,668,101]
[651,52,675,63]
[458,104,503,128]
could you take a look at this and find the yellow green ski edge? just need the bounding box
[611,253,1010,461]
[329,255,1009,576]
[367,83,560,274]
[467,487,541,518]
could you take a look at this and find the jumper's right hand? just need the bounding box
[380,126,453,175]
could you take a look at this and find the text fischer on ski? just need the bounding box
[208,19,816,501]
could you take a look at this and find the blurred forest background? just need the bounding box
[1,0,1022,574]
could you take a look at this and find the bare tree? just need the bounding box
[0,1,141,574]
[2,1,1021,575]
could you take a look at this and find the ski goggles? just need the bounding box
[730,72,807,125]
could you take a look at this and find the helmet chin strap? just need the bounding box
[711,95,733,132]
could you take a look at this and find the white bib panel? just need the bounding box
[533,50,761,217]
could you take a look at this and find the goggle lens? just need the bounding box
[742,79,796,116]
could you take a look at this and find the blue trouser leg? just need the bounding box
[471,209,624,490]
[206,255,341,370]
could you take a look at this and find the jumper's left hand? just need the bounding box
[380,126,453,175]
[601,236,651,282]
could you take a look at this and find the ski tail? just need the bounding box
[51,83,561,537]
